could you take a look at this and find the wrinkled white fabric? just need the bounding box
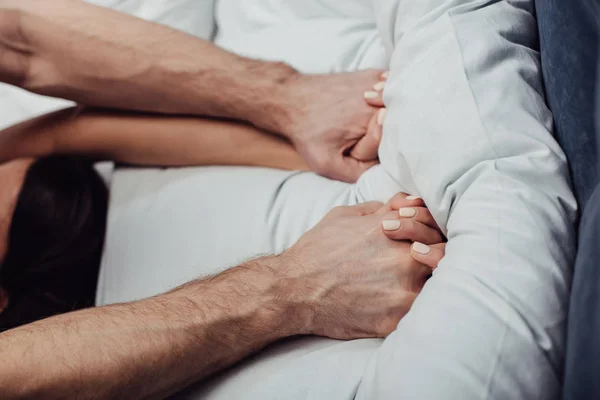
[354,1,576,398]
[85,0,216,39]
[215,0,386,73]
[0,84,72,130]
[100,1,577,399]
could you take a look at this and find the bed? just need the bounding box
[0,0,593,399]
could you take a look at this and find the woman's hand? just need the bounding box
[350,72,388,162]
[377,192,447,270]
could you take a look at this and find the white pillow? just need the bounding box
[0,84,73,129]
[85,0,216,39]
[214,0,387,73]
[354,1,577,399]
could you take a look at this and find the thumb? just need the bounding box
[349,108,384,162]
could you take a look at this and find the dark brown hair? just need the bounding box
[0,155,108,331]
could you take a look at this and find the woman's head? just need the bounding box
[0,158,32,264]
[0,155,108,331]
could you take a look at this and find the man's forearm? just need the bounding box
[2,0,296,134]
[0,257,303,400]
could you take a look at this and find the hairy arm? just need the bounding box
[0,0,384,182]
[0,200,438,400]
[0,257,303,400]
[0,108,308,170]
[0,0,295,134]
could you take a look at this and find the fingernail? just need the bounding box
[381,71,390,79]
[382,220,402,231]
[399,207,417,217]
[405,195,420,201]
[373,81,386,92]
[364,91,379,99]
[377,108,387,126]
[412,242,431,255]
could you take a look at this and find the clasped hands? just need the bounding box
[285,192,446,339]
[279,69,389,182]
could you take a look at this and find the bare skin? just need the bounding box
[0,0,386,182]
[0,107,310,267]
[0,108,444,271]
[0,108,446,400]
[0,196,443,400]
[0,3,450,398]
[0,107,310,170]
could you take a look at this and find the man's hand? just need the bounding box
[280,199,435,339]
[0,1,386,183]
[279,70,386,183]
[0,194,439,400]
[0,9,29,87]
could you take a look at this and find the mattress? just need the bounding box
[99,3,392,398]
[98,1,576,399]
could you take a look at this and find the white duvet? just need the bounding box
[8,0,573,399]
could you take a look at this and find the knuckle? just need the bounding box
[357,201,383,216]
[312,160,328,175]
[375,320,396,337]
[375,303,412,336]
[341,171,361,184]
[394,291,414,308]
[308,153,331,174]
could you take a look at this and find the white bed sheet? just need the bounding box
[85,0,216,39]
[99,0,576,399]
[99,2,392,398]
[0,84,73,130]
[99,167,381,400]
